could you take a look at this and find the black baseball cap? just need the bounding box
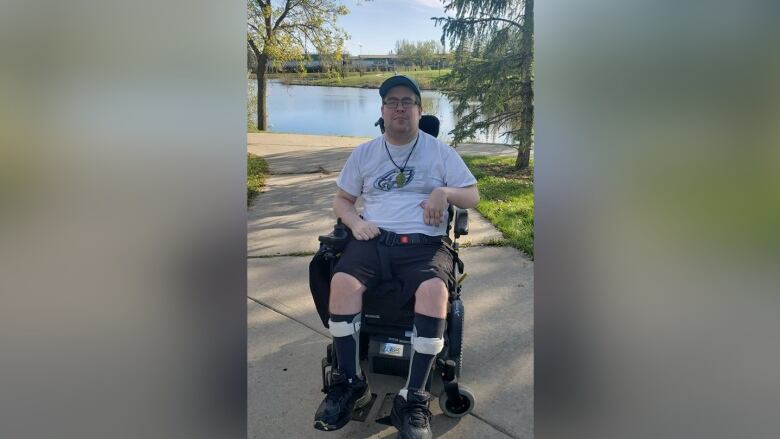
[379,75,421,100]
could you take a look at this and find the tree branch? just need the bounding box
[247,37,260,57]
[452,16,522,30]
[273,0,294,31]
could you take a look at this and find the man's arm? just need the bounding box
[440,185,480,209]
[333,189,380,240]
[420,185,480,226]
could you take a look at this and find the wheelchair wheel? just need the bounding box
[447,299,465,376]
[439,385,475,418]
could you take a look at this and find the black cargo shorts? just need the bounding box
[333,232,456,306]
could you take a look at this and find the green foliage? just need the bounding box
[247,86,258,131]
[434,0,534,168]
[247,153,269,206]
[393,39,444,68]
[276,69,451,89]
[461,154,534,258]
[247,0,349,128]
[248,1,348,67]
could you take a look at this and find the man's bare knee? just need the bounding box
[416,278,448,300]
[414,278,448,318]
[331,272,365,296]
[329,272,366,315]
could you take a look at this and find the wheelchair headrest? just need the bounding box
[374,115,440,138]
[419,115,440,138]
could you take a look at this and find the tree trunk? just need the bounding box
[515,78,534,169]
[516,81,533,169]
[515,142,531,169]
[515,0,534,170]
[256,55,268,131]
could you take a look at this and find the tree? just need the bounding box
[434,0,534,169]
[394,39,417,68]
[393,39,443,69]
[247,0,348,130]
[415,40,439,69]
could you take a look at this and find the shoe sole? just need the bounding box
[313,385,372,432]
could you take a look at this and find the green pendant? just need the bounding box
[395,172,406,187]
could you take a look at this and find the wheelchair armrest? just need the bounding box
[317,219,352,250]
[454,208,469,237]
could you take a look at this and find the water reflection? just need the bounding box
[248,80,503,143]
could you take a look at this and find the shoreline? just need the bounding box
[247,130,517,149]
[269,79,445,92]
[248,69,451,92]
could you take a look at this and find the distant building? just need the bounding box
[348,54,398,71]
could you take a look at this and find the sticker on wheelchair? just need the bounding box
[381,342,404,357]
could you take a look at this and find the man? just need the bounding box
[313,75,479,439]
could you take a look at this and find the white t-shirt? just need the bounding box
[336,131,477,236]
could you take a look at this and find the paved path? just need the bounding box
[247,132,533,438]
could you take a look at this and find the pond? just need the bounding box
[248,79,503,143]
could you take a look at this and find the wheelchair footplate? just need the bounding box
[351,393,378,422]
[374,393,397,426]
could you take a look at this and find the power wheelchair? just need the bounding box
[310,204,476,421]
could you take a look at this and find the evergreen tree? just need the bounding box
[435,0,533,169]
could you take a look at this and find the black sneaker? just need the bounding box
[313,371,371,431]
[390,389,433,439]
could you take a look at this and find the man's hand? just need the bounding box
[349,218,381,241]
[333,189,379,240]
[420,187,448,226]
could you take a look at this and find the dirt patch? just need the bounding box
[473,161,534,182]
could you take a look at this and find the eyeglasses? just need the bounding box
[383,98,419,109]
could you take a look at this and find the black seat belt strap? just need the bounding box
[376,242,393,282]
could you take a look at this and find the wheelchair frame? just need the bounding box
[316,205,476,419]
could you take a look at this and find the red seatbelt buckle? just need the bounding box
[400,235,409,244]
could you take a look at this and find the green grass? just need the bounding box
[461,155,535,259]
[247,153,268,206]
[275,69,451,90]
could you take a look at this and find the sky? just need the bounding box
[337,0,455,55]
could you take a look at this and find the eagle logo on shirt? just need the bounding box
[373,168,415,191]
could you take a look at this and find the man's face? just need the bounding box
[381,85,421,138]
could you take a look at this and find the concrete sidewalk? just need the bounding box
[248,132,517,174]
[247,132,533,438]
